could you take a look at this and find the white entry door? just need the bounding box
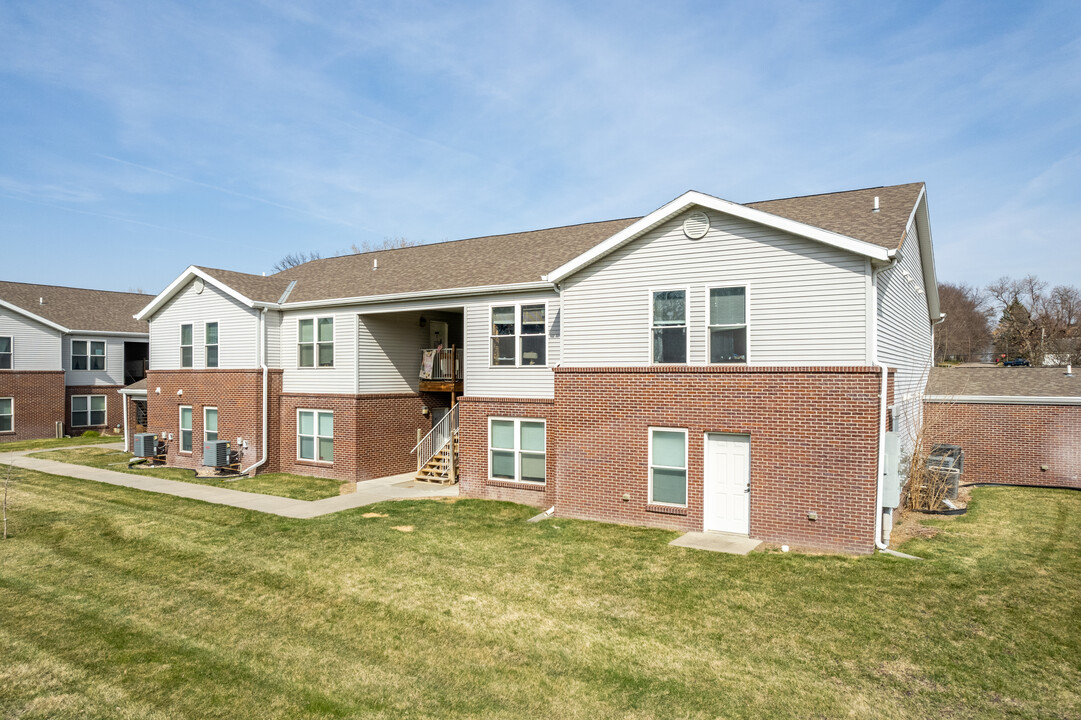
[704,434,750,534]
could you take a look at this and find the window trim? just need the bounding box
[296,408,334,463]
[487,301,550,368]
[487,416,547,485]
[0,396,12,433]
[204,320,220,368]
[648,286,691,365]
[0,336,12,370]
[71,338,107,372]
[180,323,194,368]
[297,316,336,369]
[71,394,107,428]
[204,406,219,444]
[648,426,689,508]
[178,405,193,454]
[705,283,751,365]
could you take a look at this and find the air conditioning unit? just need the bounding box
[133,433,158,458]
[203,440,231,467]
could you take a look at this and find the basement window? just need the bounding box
[180,324,193,368]
[179,406,192,452]
[72,340,106,371]
[489,417,546,484]
[0,336,11,369]
[72,395,106,427]
[298,409,333,462]
[205,322,219,368]
[649,427,687,506]
[0,397,11,432]
[204,407,218,443]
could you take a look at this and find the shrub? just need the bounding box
[80,430,101,438]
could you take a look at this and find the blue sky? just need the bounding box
[1,0,1079,294]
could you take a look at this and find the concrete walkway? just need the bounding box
[669,531,762,555]
[1,443,457,519]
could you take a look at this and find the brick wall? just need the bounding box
[145,369,282,472]
[0,370,65,442]
[459,397,557,509]
[276,392,434,482]
[65,384,125,434]
[924,400,1081,488]
[458,366,891,554]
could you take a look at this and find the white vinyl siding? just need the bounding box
[0,307,62,371]
[357,310,446,394]
[62,335,130,386]
[465,290,560,399]
[877,222,934,455]
[282,312,355,394]
[561,208,869,366]
[149,280,258,370]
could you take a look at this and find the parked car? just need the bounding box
[1001,358,1031,367]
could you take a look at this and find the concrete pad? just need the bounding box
[669,531,762,555]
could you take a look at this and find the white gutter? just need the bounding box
[279,280,554,311]
[870,262,894,552]
[241,307,269,475]
[121,388,129,453]
[925,395,1081,405]
[67,330,150,338]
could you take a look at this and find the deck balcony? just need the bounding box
[419,347,463,393]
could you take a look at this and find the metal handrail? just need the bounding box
[412,403,459,472]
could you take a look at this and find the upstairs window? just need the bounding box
[205,322,219,368]
[0,336,10,369]
[709,287,748,363]
[490,303,547,367]
[180,324,193,368]
[299,318,334,368]
[179,406,192,452]
[72,340,106,371]
[0,398,11,432]
[651,290,687,364]
[72,395,106,427]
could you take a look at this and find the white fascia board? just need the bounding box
[0,298,70,333]
[912,187,941,322]
[279,281,553,311]
[67,330,149,338]
[134,266,258,320]
[118,387,148,396]
[545,190,892,284]
[925,394,1081,406]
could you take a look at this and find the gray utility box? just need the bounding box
[133,433,158,458]
[203,440,231,467]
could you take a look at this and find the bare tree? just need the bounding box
[272,251,322,272]
[350,236,421,254]
[986,275,1081,365]
[935,282,993,363]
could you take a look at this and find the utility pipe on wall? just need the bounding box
[241,307,269,475]
[870,262,894,552]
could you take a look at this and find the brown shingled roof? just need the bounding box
[746,182,924,251]
[193,267,294,304]
[0,280,151,334]
[927,366,1081,398]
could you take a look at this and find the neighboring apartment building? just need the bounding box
[133,183,939,553]
[0,281,151,442]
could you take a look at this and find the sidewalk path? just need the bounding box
[1,442,457,518]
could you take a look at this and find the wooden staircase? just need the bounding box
[415,430,459,484]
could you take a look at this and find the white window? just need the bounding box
[205,322,219,368]
[0,336,11,369]
[0,397,12,433]
[72,395,106,427]
[651,290,687,364]
[490,303,547,367]
[649,428,687,506]
[180,324,193,368]
[179,406,192,452]
[298,410,333,462]
[298,318,334,368]
[488,417,546,483]
[708,286,748,363]
[71,340,106,371]
[204,407,218,443]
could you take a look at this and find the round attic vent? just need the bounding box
[193,278,205,294]
[682,212,710,239]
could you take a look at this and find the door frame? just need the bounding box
[702,432,751,535]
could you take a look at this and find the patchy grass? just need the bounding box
[1,471,1080,719]
[0,436,124,453]
[28,447,344,501]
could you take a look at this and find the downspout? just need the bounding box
[870,262,893,552]
[121,390,129,453]
[242,307,269,475]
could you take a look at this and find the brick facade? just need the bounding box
[0,370,66,442]
[458,366,892,554]
[924,400,1081,488]
[459,397,557,509]
[65,384,125,434]
[145,369,282,472]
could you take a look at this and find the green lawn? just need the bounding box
[28,447,345,501]
[0,435,124,453]
[1,467,1079,719]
